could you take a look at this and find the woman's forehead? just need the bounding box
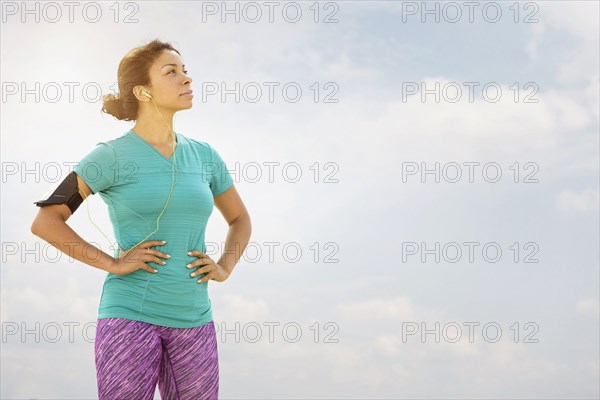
[153,51,184,68]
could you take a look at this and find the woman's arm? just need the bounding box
[30,174,116,273]
[213,185,252,275]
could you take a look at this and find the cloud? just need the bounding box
[325,296,599,396]
[213,292,270,322]
[1,274,100,324]
[347,79,594,165]
[338,296,416,320]
[556,188,600,213]
[526,1,599,85]
[576,298,600,317]
[526,23,545,61]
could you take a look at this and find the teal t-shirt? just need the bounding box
[73,129,234,328]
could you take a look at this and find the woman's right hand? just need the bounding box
[109,240,170,276]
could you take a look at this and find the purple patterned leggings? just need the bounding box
[94,317,219,400]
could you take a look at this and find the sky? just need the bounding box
[1,1,599,399]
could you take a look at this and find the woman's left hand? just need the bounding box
[186,250,230,283]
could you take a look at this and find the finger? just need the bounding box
[187,250,206,257]
[139,253,164,265]
[158,251,171,259]
[152,256,167,265]
[187,259,210,269]
[189,265,209,277]
[142,263,158,274]
[144,248,171,260]
[138,248,157,261]
[146,240,167,248]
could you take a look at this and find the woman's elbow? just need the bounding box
[31,212,43,236]
[31,206,67,236]
[31,215,48,238]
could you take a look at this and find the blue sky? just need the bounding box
[1,1,599,399]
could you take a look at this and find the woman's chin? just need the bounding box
[177,102,193,111]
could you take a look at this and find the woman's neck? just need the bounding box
[132,105,177,144]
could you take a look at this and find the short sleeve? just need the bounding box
[72,142,117,194]
[207,143,234,196]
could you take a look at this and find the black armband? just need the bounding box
[34,171,85,214]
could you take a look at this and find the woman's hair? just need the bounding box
[101,39,181,121]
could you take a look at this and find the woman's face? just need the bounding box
[139,49,193,111]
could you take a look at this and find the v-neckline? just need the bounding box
[128,129,179,163]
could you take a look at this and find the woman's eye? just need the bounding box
[169,70,189,75]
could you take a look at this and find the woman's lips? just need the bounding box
[180,90,193,96]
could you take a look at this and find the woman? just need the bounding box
[30,38,252,399]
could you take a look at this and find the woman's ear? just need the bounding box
[133,86,151,101]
